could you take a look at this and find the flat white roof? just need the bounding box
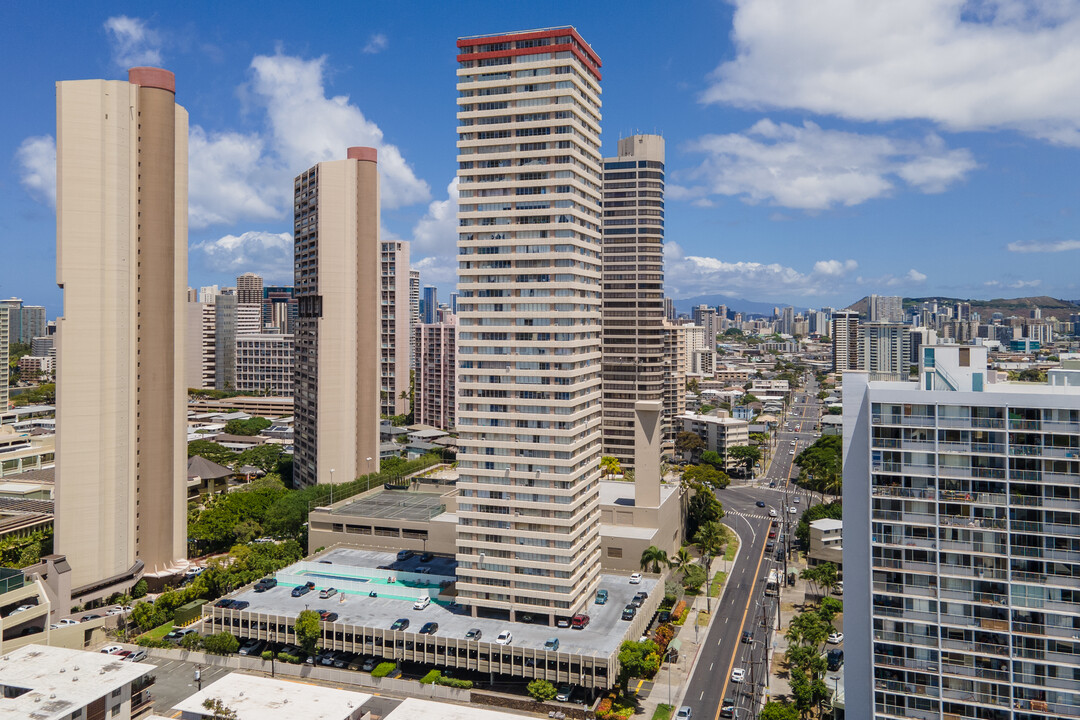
[386,697,551,720]
[0,644,151,720]
[171,673,370,720]
[810,518,843,531]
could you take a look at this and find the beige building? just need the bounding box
[415,318,457,431]
[185,300,216,389]
[807,517,842,570]
[55,67,188,599]
[0,426,55,477]
[292,148,381,487]
[0,309,7,410]
[455,27,604,621]
[381,240,411,417]
[601,135,666,467]
[832,310,860,372]
[235,333,294,395]
[678,412,750,467]
[236,272,263,304]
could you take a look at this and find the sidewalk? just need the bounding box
[764,558,812,705]
[635,539,742,717]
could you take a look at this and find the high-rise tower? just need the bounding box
[292,148,381,488]
[455,27,604,620]
[54,67,188,596]
[601,134,665,466]
[236,272,264,305]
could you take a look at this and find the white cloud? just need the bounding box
[985,278,1043,289]
[103,15,163,68]
[15,135,56,207]
[191,231,293,282]
[857,268,929,287]
[703,0,1080,145]
[363,33,389,54]
[1007,239,1080,252]
[664,241,858,297]
[905,269,928,283]
[188,127,281,228]
[674,119,976,210]
[247,52,430,210]
[408,178,459,284]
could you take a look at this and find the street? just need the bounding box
[681,375,826,719]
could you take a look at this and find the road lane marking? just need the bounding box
[713,513,770,720]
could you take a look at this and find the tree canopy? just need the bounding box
[616,639,661,691]
[682,463,729,489]
[223,417,272,436]
[794,435,842,497]
[294,609,322,655]
[728,445,761,473]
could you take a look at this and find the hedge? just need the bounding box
[371,661,397,678]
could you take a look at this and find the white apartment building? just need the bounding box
[600,134,666,466]
[235,333,294,395]
[861,322,911,381]
[662,321,687,453]
[454,27,604,621]
[381,240,411,417]
[833,310,861,372]
[869,294,904,323]
[844,345,1080,720]
[678,412,750,467]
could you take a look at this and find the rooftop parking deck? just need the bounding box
[330,491,447,522]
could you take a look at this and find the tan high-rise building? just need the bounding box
[292,148,380,487]
[0,308,8,411]
[832,310,861,372]
[381,240,411,417]
[601,135,665,467]
[455,27,604,621]
[236,272,264,305]
[415,317,457,431]
[662,321,687,454]
[54,67,188,596]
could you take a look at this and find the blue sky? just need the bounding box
[4,0,1080,318]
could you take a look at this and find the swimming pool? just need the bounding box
[276,561,455,603]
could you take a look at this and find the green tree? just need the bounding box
[294,609,322,655]
[600,455,622,480]
[131,579,148,598]
[675,431,706,461]
[728,445,761,474]
[669,547,695,581]
[693,521,726,562]
[682,564,707,593]
[234,444,284,473]
[223,417,272,436]
[616,639,661,691]
[187,440,238,465]
[685,480,724,537]
[818,596,843,624]
[759,701,799,720]
[686,378,700,393]
[682,464,729,489]
[527,678,557,702]
[700,450,725,471]
[180,631,203,650]
[640,545,669,573]
[795,501,842,547]
[202,632,240,655]
[201,698,239,720]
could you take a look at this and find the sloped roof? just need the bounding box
[187,455,234,480]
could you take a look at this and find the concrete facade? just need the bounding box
[662,321,687,454]
[415,319,457,431]
[832,310,860,373]
[235,333,294,395]
[454,28,604,621]
[678,412,750,467]
[381,239,411,417]
[54,68,188,597]
[600,135,666,468]
[292,149,381,488]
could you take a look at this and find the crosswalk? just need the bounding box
[726,510,774,521]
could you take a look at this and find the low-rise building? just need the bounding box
[235,333,294,396]
[678,412,750,466]
[0,426,55,478]
[0,643,154,720]
[171,672,370,720]
[807,518,842,571]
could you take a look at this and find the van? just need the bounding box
[827,649,844,671]
[413,595,430,610]
[397,549,415,562]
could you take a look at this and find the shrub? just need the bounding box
[527,678,557,702]
[135,636,171,648]
[278,652,301,664]
[420,669,442,685]
[261,650,274,660]
[202,632,240,655]
[371,661,397,678]
[671,600,688,625]
[180,632,203,651]
[131,579,149,598]
[435,676,473,689]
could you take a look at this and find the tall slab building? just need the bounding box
[455,27,604,621]
[600,135,665,466]
[381,239,411,417]
[55,67,188,596]
[292,148,381,487]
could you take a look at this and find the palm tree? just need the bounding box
[640,545,669,573]
[600,455,622,480]
[670,547,694,581]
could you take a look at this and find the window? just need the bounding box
[607,546,623,558]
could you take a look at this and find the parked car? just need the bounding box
[291,585,311,597]
[413,595,430,610]
[320,650,341,666]
[397,549,415,562]
[622,605,637,621]
[835,581,843,595]
[827,649,844,671]
[676,707,693,719]
[8,605,35,616]
[658,610,671,624]
[80,614,102,622]
[231,601,250,610]
[239,639,264,656]
[420,622,439,635]
[828,632,844,644]
[766,541,775,552]
[362,657,377,671]
[629,572,642,584]
[214,599,235,609]
[632,591,648,607]
[720,697,736,718]
[333,652,356,668]
[544,637,560,651]
[319,611,339,622]
[556,684,572,702]
[99,645,123,655]
[319,587,337,599]
[495,630,513,645]
[419,552,434,562]
[730,668,745,683]
[465,628,483,640]
[391,618,409,631]
[595,589,609,605]
[254,577,278,592]
[571,614,590,629]
[55,618,79,626]
[125,649,148,663]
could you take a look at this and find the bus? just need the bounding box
[765,569,781,597]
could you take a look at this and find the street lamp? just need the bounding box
[329,468,335,505]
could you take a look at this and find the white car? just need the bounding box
[768,508,777,518]
[730,667,745,683]
[496,630,513,645]
[676,707,693,719]
[789,507,797,514]
[106,605,134,616]
[8,605,35,616]
[125,649,148,662]
[794,496,801,504]
[51,618,79,628]
[99,645,123,655]
[828,632,844,644]
[629,572,642,584]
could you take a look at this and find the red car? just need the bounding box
[571,613,590,629]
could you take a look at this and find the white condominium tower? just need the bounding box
[55,67,189,597]
[600,135,665,467]
[454,27,604,621]
[844,345,1080,720]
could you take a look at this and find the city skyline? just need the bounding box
[4,1,1080,316]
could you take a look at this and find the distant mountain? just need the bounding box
[674,294,805,317]
[844,295,1078,319]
